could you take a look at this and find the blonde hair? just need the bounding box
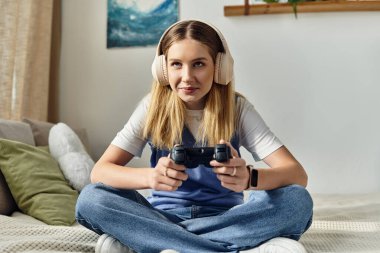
[143,21,237,149]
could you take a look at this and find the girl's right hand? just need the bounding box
[149,157,188,191]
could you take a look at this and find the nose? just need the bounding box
[181,65,194,83]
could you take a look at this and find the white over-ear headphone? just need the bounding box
[151,20,234,86]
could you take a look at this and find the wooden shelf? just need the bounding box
[224,0,380,16]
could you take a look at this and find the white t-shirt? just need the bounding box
[111,94,283,162]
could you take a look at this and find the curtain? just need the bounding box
[0,0,60,121]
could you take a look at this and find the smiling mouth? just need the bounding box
[178,87,198,94]
[178,87,198,90]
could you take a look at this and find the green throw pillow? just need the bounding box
[0,138,78,225]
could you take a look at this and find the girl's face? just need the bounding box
[167,39,214,110]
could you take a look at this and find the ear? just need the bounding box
[151,55,169,86]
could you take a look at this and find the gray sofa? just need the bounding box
[0,118,98,253]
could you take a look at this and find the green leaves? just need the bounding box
[261,0,305,18]
[288,0,304,18]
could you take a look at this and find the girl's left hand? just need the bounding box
[210,140,249,192]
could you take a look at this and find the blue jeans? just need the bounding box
[76,183,313,253]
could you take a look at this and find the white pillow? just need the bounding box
[49,123,94,191]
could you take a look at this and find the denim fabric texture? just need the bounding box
[76,183,313,253]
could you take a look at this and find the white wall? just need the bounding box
[60,0,380,194]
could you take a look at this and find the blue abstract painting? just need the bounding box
[107,0,179,48]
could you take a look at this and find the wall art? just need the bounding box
[107,0,179,48]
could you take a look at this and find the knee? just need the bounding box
[278,184,313,222]
[275,185,313,237]
[75,183,98,218]
[75,183,114,219]
[245,185,313,238]
[287,184,313,209]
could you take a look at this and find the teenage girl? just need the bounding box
[76,20,313,253]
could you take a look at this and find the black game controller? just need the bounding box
[170,144,232,168]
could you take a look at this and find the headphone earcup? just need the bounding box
[151,55,169,86]
[214,52,234,85]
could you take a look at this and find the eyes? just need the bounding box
[169,61,205,69]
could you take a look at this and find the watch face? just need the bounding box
[250,167,258,187]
